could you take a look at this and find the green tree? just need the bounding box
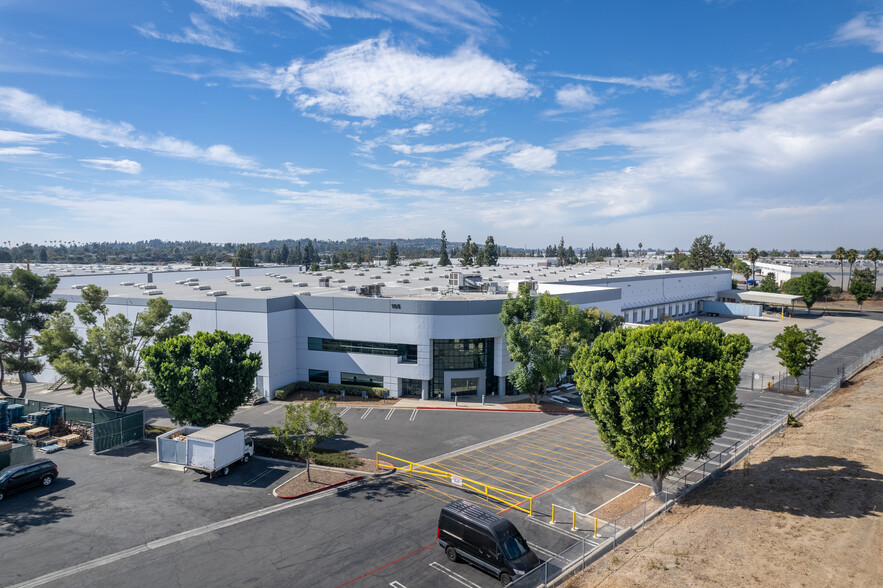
[846,248,859,289]
[574,320,751,497]
[556,237,565,267]
[271,398,347,482]
[484,235,499,267]
[191,253,203,266]
[386,241,399,266]
[747,248,759,282]
[688,234,715,270]
[833,247,846,291]
[787,249,800,258]
[770,325,824,391]
[795,271,830,312]
[756,273,779,293]
[732,259,751,282]
[141,330,263,426]
[35,286,191,412]
[460,235,475,266]
[38,247,49,263]
[438,230,452,266]
[613,243,623,257]
[849,269,875,310]
[0,269,66,398]
[280,243,290,264]
[499,284,621,404]
[234,245,256,267]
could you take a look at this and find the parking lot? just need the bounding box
[7,314,882,587]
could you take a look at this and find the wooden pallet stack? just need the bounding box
[56,434,83,448]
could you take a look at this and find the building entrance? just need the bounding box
[450,377,479,396]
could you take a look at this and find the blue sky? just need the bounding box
[1,0,882,250]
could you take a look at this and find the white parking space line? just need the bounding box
[389,582,407,588]
[244,469,272,486]
[604,474,645,486]
[531,544,556,558]
[361,408,373,420]
[339,407,351,417]
[384,409,395,420]
[428,562,483,588]
[410,409,417,422]
[264,405,284,415]
[535,518,582,540]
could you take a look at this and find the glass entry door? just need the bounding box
[450,377,479,396]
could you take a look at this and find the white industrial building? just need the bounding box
[36,262,731,401]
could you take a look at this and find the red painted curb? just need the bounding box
[275,475,363,500]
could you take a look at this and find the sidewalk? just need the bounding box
[392,391,582,412]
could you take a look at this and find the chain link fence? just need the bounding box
[511,343,883,587]
[4,397,144,454]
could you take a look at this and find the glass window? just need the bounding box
[308,337,417,363]
[431,338,496,396]
[340,372,384,388]
[400,378,423,397]
[451,377,479,396]
[500,531,530,561]
[308,369,329,383]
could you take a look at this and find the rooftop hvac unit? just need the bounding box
[296,291,311,296]
[297,282,308,287]
[254,286,271,291]
[235,282,251,287]
[72,284,87,290]
[141,284,157,290]
[144,290,164,296]
[207,290,227,297]
[119,281,134,286]
[318,277,331,287]
[358,283,383,297]
[396,279,410,284]
[278,278,292,283]
[194,285,211,290]
[424,286,439,292]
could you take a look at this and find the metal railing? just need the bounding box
[376,451,534,515]
[511,344,883,587]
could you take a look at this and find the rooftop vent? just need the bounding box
[296,291,311,296]
[278,278,292,283]
[207,290,227,297]
[194,285,211,290]
[297,282,308,287]
[235,282,251,287]
[119,281,134,286]
[144,290,164,296]
[254,286,271,291]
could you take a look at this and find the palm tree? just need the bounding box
[867,247,880,291]
[833,247,847,291]
[846,248,858,289]
[747,248,759,283]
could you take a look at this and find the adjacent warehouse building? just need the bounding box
[38,262,732,400]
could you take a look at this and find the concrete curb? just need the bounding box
[273,474,364,499]
[392,405,583,414]
[254,455,396,478]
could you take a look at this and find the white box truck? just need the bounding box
[183,425,254,478]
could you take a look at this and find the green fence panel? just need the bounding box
[92,411,144,453]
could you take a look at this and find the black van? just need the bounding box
[437,500,540,586]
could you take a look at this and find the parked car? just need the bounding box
[438,499,540,586]
[0,459,58,502]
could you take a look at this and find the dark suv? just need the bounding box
[0,459,58,502]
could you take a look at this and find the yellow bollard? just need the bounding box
[594,517,598,538]
[552,505,556,523]
[572,511,577,531]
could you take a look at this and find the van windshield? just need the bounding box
[500,531,529,561]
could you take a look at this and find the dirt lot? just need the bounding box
[570,359,883,588]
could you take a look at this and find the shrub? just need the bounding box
[312,448,361,469]
[275,381,389,400]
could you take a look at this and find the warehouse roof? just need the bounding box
[718,290,803,305]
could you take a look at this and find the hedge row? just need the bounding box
[274,380,389,400]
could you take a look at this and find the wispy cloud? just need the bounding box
[552,72,684,93]
[836,12,883,52]
[554,66,883,218]
[502,145,557,172]
[0,146,55,157]
[0,87,257,169]
[135,13,241,53]
[0,130,61,144]
[79,158,143,175]
[194,0,496,35]
[554,84,600,110]
[249,34,537,119]
[409,164,494,190]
